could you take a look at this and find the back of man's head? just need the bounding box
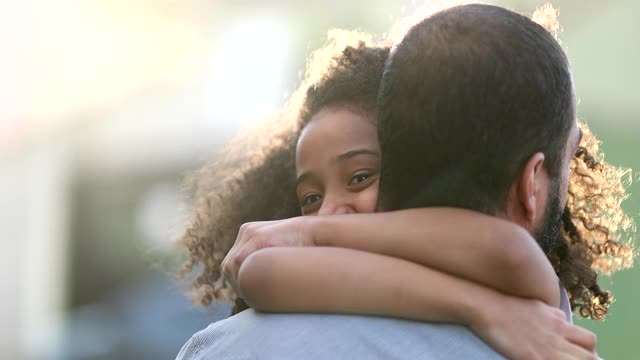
[378,4,575,214]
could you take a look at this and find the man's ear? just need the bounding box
[517,152,546,224]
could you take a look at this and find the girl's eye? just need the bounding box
[349,173,371,186]
[302,193,322,206]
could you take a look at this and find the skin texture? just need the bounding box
[220,108,597,359]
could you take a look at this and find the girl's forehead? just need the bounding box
[296,108,379,172]
[301,107,377,141]
[298,109,377,151]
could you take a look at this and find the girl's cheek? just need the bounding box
[355,183,379,214]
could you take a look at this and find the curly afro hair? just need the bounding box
[532,3,635,319]
[552,124,635,319]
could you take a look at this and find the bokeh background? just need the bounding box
[1,0,638,359]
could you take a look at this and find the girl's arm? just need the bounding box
[226,208,559,306]
[239,247,478,322]
[310,208,559,306]
[238,247,596,360]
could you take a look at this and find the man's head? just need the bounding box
[378,4,581,250]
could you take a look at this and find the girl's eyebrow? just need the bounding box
[296,172,312,186]
[335,149,380,162]
[297,149,379,185]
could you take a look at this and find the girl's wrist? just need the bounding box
[464,286,505,333]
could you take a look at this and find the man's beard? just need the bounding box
[535,179,564,255]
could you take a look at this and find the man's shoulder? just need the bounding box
[176,310,383,359]
[176,310,505,360]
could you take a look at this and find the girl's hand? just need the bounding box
[222,217,316,292]
[471,295,597,360]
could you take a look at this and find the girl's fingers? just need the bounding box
[558,342,597,360]
[223,221,280,293]
[565,325,597,352]
[223,221,269,289]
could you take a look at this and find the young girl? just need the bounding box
[179,9,634,360]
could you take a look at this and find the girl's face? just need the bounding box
[295,106,380,216]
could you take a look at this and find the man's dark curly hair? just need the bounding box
[178,8,634,319]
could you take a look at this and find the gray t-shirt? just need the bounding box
[560,285,573,323]
[176,285,572,360]
[176,310,505,360]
